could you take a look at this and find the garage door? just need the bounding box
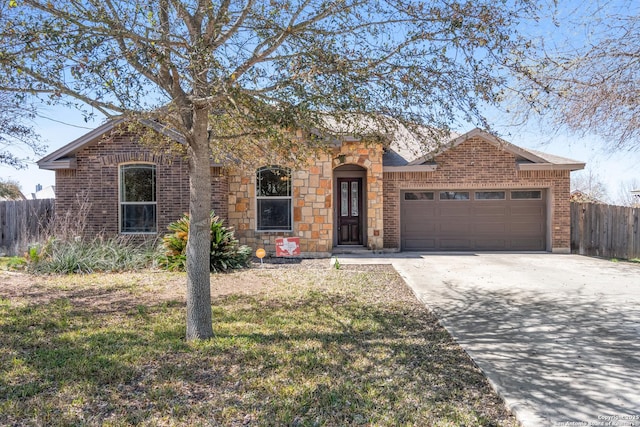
[401,189,546,251]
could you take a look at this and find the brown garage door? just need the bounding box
[400,189,546,251]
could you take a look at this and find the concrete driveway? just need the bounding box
[335,253,640,427]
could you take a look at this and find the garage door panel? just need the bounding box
[475,239,508,250]
[404,206,436,217]
[511,206,544,217]
[474,205,507,217]
[401,189,546,251]
[511,215,544,223]
[404,238,436,250]
[440,239,473,250]
[511,238,545,250]
[511,223,544,234]
[439,206,471,216]
[472,223,507,233]
[439,222,470,233]
[404,223,436,234]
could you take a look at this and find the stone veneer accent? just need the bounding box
[382,137,571,252]
[228,141,384,256]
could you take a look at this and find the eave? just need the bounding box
[517,162,585,171]
[37,118,125,171]
[383,165,438,173]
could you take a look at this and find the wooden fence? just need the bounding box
[0,199,55,256]
[571,202,640,260]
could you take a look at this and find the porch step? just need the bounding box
[331,246,374,255]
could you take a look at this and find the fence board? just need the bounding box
[571,202,640,260]
[0,199,54,256]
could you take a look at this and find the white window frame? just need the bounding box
[119,162,157,234]
[256,166,293,232]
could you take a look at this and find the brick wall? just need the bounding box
[54,130,228,240]
[382,137,572,251]
[53,131,572,254]
[53,127,386,255]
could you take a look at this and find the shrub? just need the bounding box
[27,237,156,274]
[159,212,251,272]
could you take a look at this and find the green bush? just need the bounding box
[159,212,251,272]
[27,237,156,274]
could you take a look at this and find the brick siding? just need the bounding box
[54,131,571,254]
[382,137,572,251]
[54,130,227,240]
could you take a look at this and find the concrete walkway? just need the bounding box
[334,253,640,427]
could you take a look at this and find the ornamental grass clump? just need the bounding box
[159,212,251,272]
[26,237,156,274]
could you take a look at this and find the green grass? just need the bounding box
[0,265,517,426]
[0,256,27,270]
[610,257,640,264]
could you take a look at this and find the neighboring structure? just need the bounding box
[570,190,603,204]
[38,119,585,255]
[28,184,56,200]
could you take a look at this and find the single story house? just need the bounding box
[38,118,585,255]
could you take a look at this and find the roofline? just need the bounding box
[517,162,586,171]
[407,128,551,166]
[406,128,588,169]
[39,158,78,170]
[383,165,437,173]
[37,117,197,171]
[37,118,125,170]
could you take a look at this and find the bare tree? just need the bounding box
[571,167,610,203]
[1,0,541,339]
[510,0,640,150]
[616,179,640,207]
[0,92,45,168]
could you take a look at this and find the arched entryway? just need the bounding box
[333,164,367,247]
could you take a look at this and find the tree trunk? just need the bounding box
[185,106,214,340]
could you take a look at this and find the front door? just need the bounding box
[337,178,363,245]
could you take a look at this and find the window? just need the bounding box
[256,166,292,231]
[120,164,157,233]
[511,190,542,200]
[440,191,470,200]
[404,191,435,201]
[475,191,506,200]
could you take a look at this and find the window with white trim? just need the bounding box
[120,164,157,233]
[256,166,292,231]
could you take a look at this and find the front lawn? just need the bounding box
[0,262,518,426]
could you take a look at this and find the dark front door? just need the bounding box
[337,178,363,245]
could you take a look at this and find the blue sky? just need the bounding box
[2,0,638,201]
[4,104,636,203]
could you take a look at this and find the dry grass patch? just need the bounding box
[0,261,518,426]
